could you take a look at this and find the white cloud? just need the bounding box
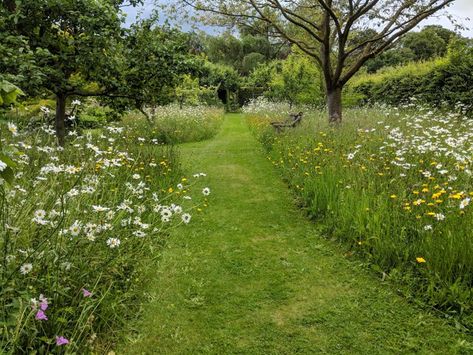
[420,0,473,37]
[123,1,473,38]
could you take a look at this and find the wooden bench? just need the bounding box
[270,112,303,133]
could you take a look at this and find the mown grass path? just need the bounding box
[123,114,470,354]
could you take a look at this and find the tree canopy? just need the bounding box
[173,0,455,122]
[1,0,197,144]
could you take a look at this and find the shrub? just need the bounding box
[77,104,121,128]
[349,40,473,113]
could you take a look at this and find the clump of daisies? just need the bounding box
[0,113,213,352]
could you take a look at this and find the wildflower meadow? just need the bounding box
[2,0,473,352]
[247,99,473,327]
[124,105,224,144]
[0,105,219,352]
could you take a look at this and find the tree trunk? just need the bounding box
[327,86,342,123]
[55,93,67,146]
[139,106,152,124]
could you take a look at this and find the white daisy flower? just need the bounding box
[7,122,18,136]
[20,263,33,275]
[161,209,172,218]
[69,220,82,236]
[106,238,121,248]
[133,230,146,238]
[106,210,115,220]
[34,210,46,219]
[460,198,470,209]
[181,213,191,224]
[92,205,110,212]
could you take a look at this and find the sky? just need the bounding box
[123,0,473,38]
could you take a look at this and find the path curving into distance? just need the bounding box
[123,114,470,354]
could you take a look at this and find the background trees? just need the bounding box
[1,0,467,140]
[263,53,324,107]
[172,0,456,122]
[0,1,196,144]
[199,31,289,74]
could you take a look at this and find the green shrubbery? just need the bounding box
[247,52,325,107]
[350,40,473,112]
[77,104,121,128]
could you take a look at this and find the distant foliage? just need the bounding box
[174,74,217,108]
[350,40,473,113]
[246,52,325,107]
[201,31,288,75]
[268,53,324,107]
[364,25,459,73]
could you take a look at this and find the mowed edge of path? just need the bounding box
[121,114,471,354]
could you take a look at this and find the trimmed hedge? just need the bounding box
[350,41,473,111]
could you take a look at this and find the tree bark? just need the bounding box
[139,106,153,124]
[327,86,342,123]
[55,93,67,146]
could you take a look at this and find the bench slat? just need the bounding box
[270,112,303,131]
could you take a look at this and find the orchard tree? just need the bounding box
[2,1,196,145]
[173,0,455,123]
[1,0,140,145]
[270,53,323,107]
[117,20,199,118]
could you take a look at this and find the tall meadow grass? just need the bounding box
[247,100,473,328]
[0,107,213,352]
[124,104,224,144]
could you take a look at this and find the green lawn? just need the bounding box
[121,114,472,354]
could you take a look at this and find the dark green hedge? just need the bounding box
[351,41,473,111]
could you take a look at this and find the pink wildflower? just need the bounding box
[35,310,48,321]
[56,336,69,346]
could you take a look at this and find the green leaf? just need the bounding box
[0,166,14,185]
[0,153,17,169]
[0,153,16,185]
[0,80,24,107]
